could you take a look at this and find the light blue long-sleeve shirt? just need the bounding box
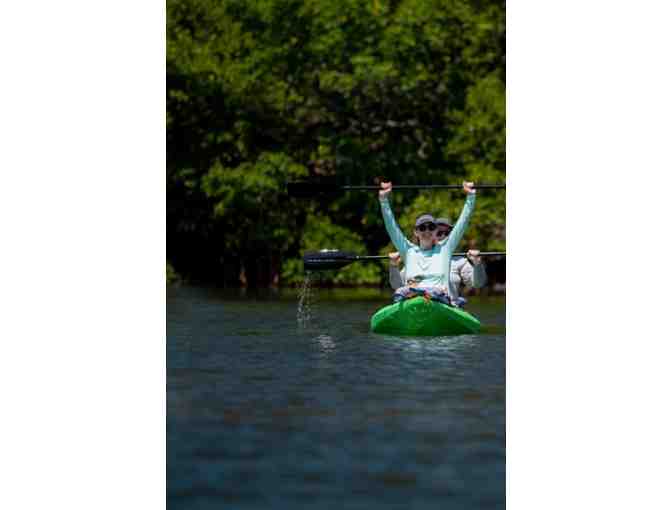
[379,193,476,288]
[389,257,488,298]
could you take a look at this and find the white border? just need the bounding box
[508,1,672,508]
[1,3,166,508]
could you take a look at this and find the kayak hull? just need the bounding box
[370,296,481,336]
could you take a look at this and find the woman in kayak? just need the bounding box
[388,217,487,306]
[378,181,476,305]
[388,248,487,307]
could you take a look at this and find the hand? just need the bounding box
[467,249,482,265]
[388,252,401,267]
[463,181,476,194]
[379,181,392,199]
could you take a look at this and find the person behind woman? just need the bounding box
[378,181,476,305]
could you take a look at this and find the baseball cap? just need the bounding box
[414,214,436,227]
[435,217,453,228]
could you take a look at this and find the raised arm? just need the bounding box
[445,182,476,253]
[379,182,411,256]
[458,250,488,288]
[389,266,404,290]
[388,252,404,290]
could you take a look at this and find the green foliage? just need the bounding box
[282,214,383,286]
[167,0,505,286]
[201,152,308,254]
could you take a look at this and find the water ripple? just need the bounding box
[168,287,505,510]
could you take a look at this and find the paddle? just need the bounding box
[303,250,506,271]
[288,181,505,198]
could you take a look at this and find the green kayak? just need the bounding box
[370,296,481,336]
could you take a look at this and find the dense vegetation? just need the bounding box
[167,0,505,287]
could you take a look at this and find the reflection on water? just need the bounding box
[384,334,480,351]
[168,286,505,510]
[314,334,336,353]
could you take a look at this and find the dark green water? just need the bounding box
[167,286,505,509]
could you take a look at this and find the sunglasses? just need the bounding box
[435,228,452,238]
[416,223,437,232]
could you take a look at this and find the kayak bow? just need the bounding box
[370,296,481,336]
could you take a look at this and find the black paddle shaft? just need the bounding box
[303,250,506,271]
[343,184,505,190]
[287,181,505,198]
[353,252,506,258]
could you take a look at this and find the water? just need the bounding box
[167,286,505,510]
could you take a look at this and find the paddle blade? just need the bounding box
[287,181,344,198]
[303,250,356,271]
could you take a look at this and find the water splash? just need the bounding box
[297,271,315,328]
[316,333,336,353]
